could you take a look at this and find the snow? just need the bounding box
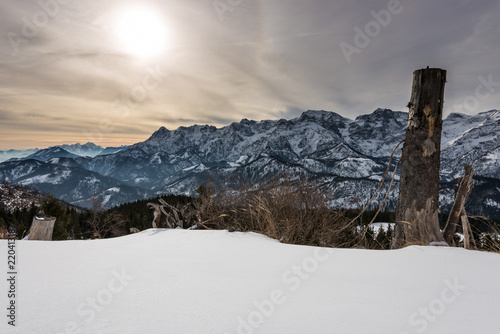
[333,158,381,178]
[183,165,198,172]
[10,162,41,179]
[236,155,248,164]
[485,198,500,208]
[182,163,207,173]
[18,170,71,185]
[102,194,112,206]
[228,155,250,167]
[1,229,499,334]
[482,149,500,165]
[370,222,394,234]
[441,113,486,148]
[83,176,100,185]
[149,154,162,164]
[134,177,149,184]
[442,110,500,152]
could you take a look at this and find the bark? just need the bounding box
[461,209,476,250]
[393,68,447,248]
[28,211,56,241]
[148,199,188,229]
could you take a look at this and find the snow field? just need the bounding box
[0,229,499,333]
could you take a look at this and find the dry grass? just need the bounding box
[0,226,8,239]
[194,174,356,248]
[466,215,500,253]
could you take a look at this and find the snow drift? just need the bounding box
[1,229,499,333]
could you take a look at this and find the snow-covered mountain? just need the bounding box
[0,148,39,162]
[441,110,500,180]
[24,147,81,161]
[0,159,149,207]
[56,142,104,157]
[1,143,126,163]
[97,145,130,156]
[1,109,500,215]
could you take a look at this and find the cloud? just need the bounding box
[0,0,500,149]
[0,110,17,120]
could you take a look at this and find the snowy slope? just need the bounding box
[1,229,499,334]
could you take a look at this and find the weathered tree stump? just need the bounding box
[28,211,56,241]
[392,68,447,248]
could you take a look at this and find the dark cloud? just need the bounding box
[0,110,16,120]
[22,112,66,121]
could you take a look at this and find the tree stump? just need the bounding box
[28,211,56,241]
[392,68,447,248]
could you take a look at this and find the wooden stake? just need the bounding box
[461,209,476,250]
[443,164,474,245]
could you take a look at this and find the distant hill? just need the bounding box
[0,148,39,162]
[0,181,82,213]
[24,147,81,161]
[0,182,46,212]
[0,143,128,162]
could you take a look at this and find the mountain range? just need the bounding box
[0,143,129,162]
[1,108,499,218]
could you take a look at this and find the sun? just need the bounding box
[115,6,170,59]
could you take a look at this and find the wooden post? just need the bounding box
[28,211,56,241]
[392,68,447,248]
[442,164,475,245]
[461,210,476,250]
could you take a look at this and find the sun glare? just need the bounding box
[115,7,170,59]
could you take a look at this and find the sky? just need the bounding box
[0,0,499,150]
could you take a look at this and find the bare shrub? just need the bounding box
[86,196,127,238]
[194,174,356,248]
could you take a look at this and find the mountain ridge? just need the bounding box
[1,108,500,216]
